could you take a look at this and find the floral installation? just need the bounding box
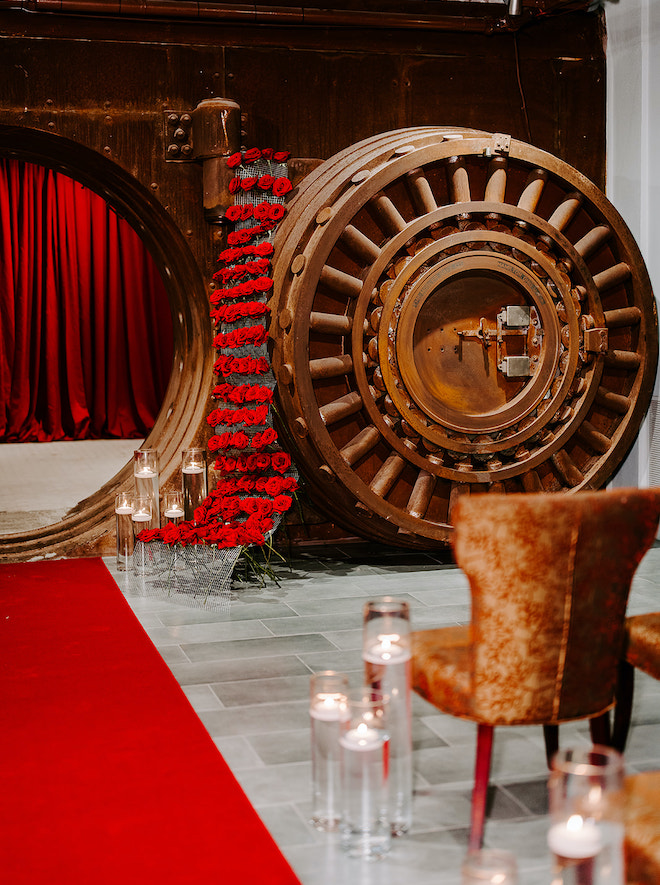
[137,146,299,554]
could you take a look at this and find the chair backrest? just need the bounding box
[451,487,660,726]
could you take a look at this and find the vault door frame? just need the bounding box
[0,124,213,562]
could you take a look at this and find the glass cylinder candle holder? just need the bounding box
[114,491,135,571]
[131,496,154,576]
[363,597,412,836]
[462,848,518,884]
[162,490,184,526]
[547,745,625,885]
[182,447,208,520]
[134,449,159,529]
[309,671,349,832]
[339,688,391,860]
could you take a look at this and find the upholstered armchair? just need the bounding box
[613,612,660,752]
[412,487,660,850]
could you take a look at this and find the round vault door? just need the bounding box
[270,127,658,547]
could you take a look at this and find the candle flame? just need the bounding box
[376,633,400,661]
[566,814,585,832]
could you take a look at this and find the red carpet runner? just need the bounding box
[0,558,302,884]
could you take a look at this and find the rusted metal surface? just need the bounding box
[270,127,658,547]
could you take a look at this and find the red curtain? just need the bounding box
[0,159,174,442]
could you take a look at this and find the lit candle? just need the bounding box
[310,692,344,721]
[364,632,410,664]
[163,507,185,519]
[340,722,383,751]
[136,467,157,477]
[547,814,602,859]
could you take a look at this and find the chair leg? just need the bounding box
[543,724,559,768]
[469,724,494,851]
[589,711,612,747]
[612,659,635,753]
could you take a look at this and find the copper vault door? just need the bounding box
[270,128,658,548]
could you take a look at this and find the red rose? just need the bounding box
[217,527,239,548]
[253,202,271,222]
[261,148,274,161]
[258,498,275,517]
[249,453,271,471]
[224,205,242,222]
[251,427,278,449]
[254,242,274,257]
[240,498,260,515]
[244,147,262,162]
[272,177,292,197]
[161,524,181,545]
[258,175,274,190]
[273,495,293,513]
[237,524,266,545]
[273,151,291,162]
[246,513,274,534]
[240,177,258,191]
[227,152,243,168]
[240,204,254,221]
[264,477,284,496]
[232,431,250,448]
[229,178,241,194]
[227,230,251,245]
[244,385,273,403]
[136,528,160,543]
[252,276,274,292]
[271,452,292,474]
[269,204,287,220]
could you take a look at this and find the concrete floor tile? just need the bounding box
[211,673,312,707]
[170,654,313,685]
[180,633,339,662]
[248,729,311,765]
[212,735,264,769]
[180,683,224,712]
[198,699,310,738]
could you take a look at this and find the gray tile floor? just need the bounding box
[103,539,660,885]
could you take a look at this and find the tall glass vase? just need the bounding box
[114,491,134,571]
[182,447,208,520]
[547,745,625,885]
[363,597,413,836]
[133,449,159,529]
[309,670,349,832]
[132,495,155,577]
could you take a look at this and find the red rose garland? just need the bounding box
[138,147,298,550]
